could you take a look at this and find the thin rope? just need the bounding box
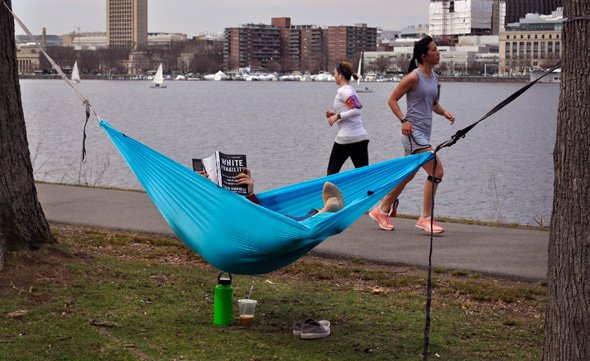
[421,155,438,361]
[3,2,98,117]
[4,1,101,161]
[435,62,561,153]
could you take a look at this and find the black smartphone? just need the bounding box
[192,159,204,172]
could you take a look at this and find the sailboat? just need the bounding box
[356,52,372,93]
[151,63,167,88]
[71,61,81,83]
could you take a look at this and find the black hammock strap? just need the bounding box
[435,62,561,153]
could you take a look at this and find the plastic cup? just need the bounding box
[238,299,257,326]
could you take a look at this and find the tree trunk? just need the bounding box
[0,0,55,270]
[543,1,590,360]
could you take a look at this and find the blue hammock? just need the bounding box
[101,121,433,274]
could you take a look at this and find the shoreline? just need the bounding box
[19,74,531,83]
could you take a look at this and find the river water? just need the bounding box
[20,79,559,226]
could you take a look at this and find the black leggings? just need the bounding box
[327,140,369,175]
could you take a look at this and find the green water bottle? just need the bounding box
[213,272,233,325]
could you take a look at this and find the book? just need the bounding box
[192,151,248,195]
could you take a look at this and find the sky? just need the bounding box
[12,0,431,36]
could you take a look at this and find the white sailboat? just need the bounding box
[71,61,81,83]
[356,52,372,93]
[151,63,167,88]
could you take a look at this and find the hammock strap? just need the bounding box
[435,62,561,153]
[563,15,590,23]
[3,1,101,160]
[421,61,562,359]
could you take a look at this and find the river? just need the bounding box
[20,79,559,226]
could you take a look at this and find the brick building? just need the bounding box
[325,24,377,70]
[223,18,376,72]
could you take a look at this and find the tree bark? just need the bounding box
[543,1,590,360]
[0,0,55,270]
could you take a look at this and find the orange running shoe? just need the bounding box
[415,216,444,234]
[369,207,395,231]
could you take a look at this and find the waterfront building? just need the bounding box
[106,0,147,49]
[326,24,377,69]
[223,18,376,72]
[491,0,507,34]
[15,28,52,74]
[223,23,282,70]
[271,17,325,72]
[499,7,563,75]
[15,27,62,48]
[503,0,562,24]
[367,38,498,76]
[16,47,42,74]
[429,0,494,39]
[148,32,188,47]
[285,24,325,72]
[63,32,107,50]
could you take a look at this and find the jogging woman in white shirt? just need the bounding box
[325,62,369,175]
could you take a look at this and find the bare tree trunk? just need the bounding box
[543,1,590,360]
[0,0,55,269]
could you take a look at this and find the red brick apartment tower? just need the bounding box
[327,26,348,68]
[272,17,292,69]
[326,24,377,69]
[223,28,241,70]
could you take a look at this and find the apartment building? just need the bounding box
[106,0,148,49]
[223,24,282,70]
[499,8,563,75]
[224,19,376,72]
[326,24,377,69]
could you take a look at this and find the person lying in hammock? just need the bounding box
[198,168,344,220]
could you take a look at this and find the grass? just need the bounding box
[0,224,546,361]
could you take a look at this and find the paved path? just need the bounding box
[36,183,548,280]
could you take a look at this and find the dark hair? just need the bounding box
[336,62,359,81]
[408,35,434,73]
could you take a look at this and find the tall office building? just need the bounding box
[504,0,562,24]
[429,0,494,37]
[106,0,148,49]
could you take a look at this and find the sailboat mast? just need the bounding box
[357,52,362,85]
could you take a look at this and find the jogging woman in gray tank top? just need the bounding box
[368,36,455,234]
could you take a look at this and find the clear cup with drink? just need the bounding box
[238,299,257,326]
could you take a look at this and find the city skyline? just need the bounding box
[12,0,431,36]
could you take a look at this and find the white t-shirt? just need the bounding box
[332,85,369,144]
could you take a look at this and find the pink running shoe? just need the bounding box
[369,207,395,231]
[415,216,444,234]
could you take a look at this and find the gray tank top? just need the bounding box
[405,69,439,141]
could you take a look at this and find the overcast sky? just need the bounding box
[12,0,431,36]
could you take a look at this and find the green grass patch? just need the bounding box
[0,224,546,360]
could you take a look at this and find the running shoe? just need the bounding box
[415,216,444,234]
[369,207,395,231]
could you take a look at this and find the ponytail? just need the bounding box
[351,72,359,80]
[407,56,418,73]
